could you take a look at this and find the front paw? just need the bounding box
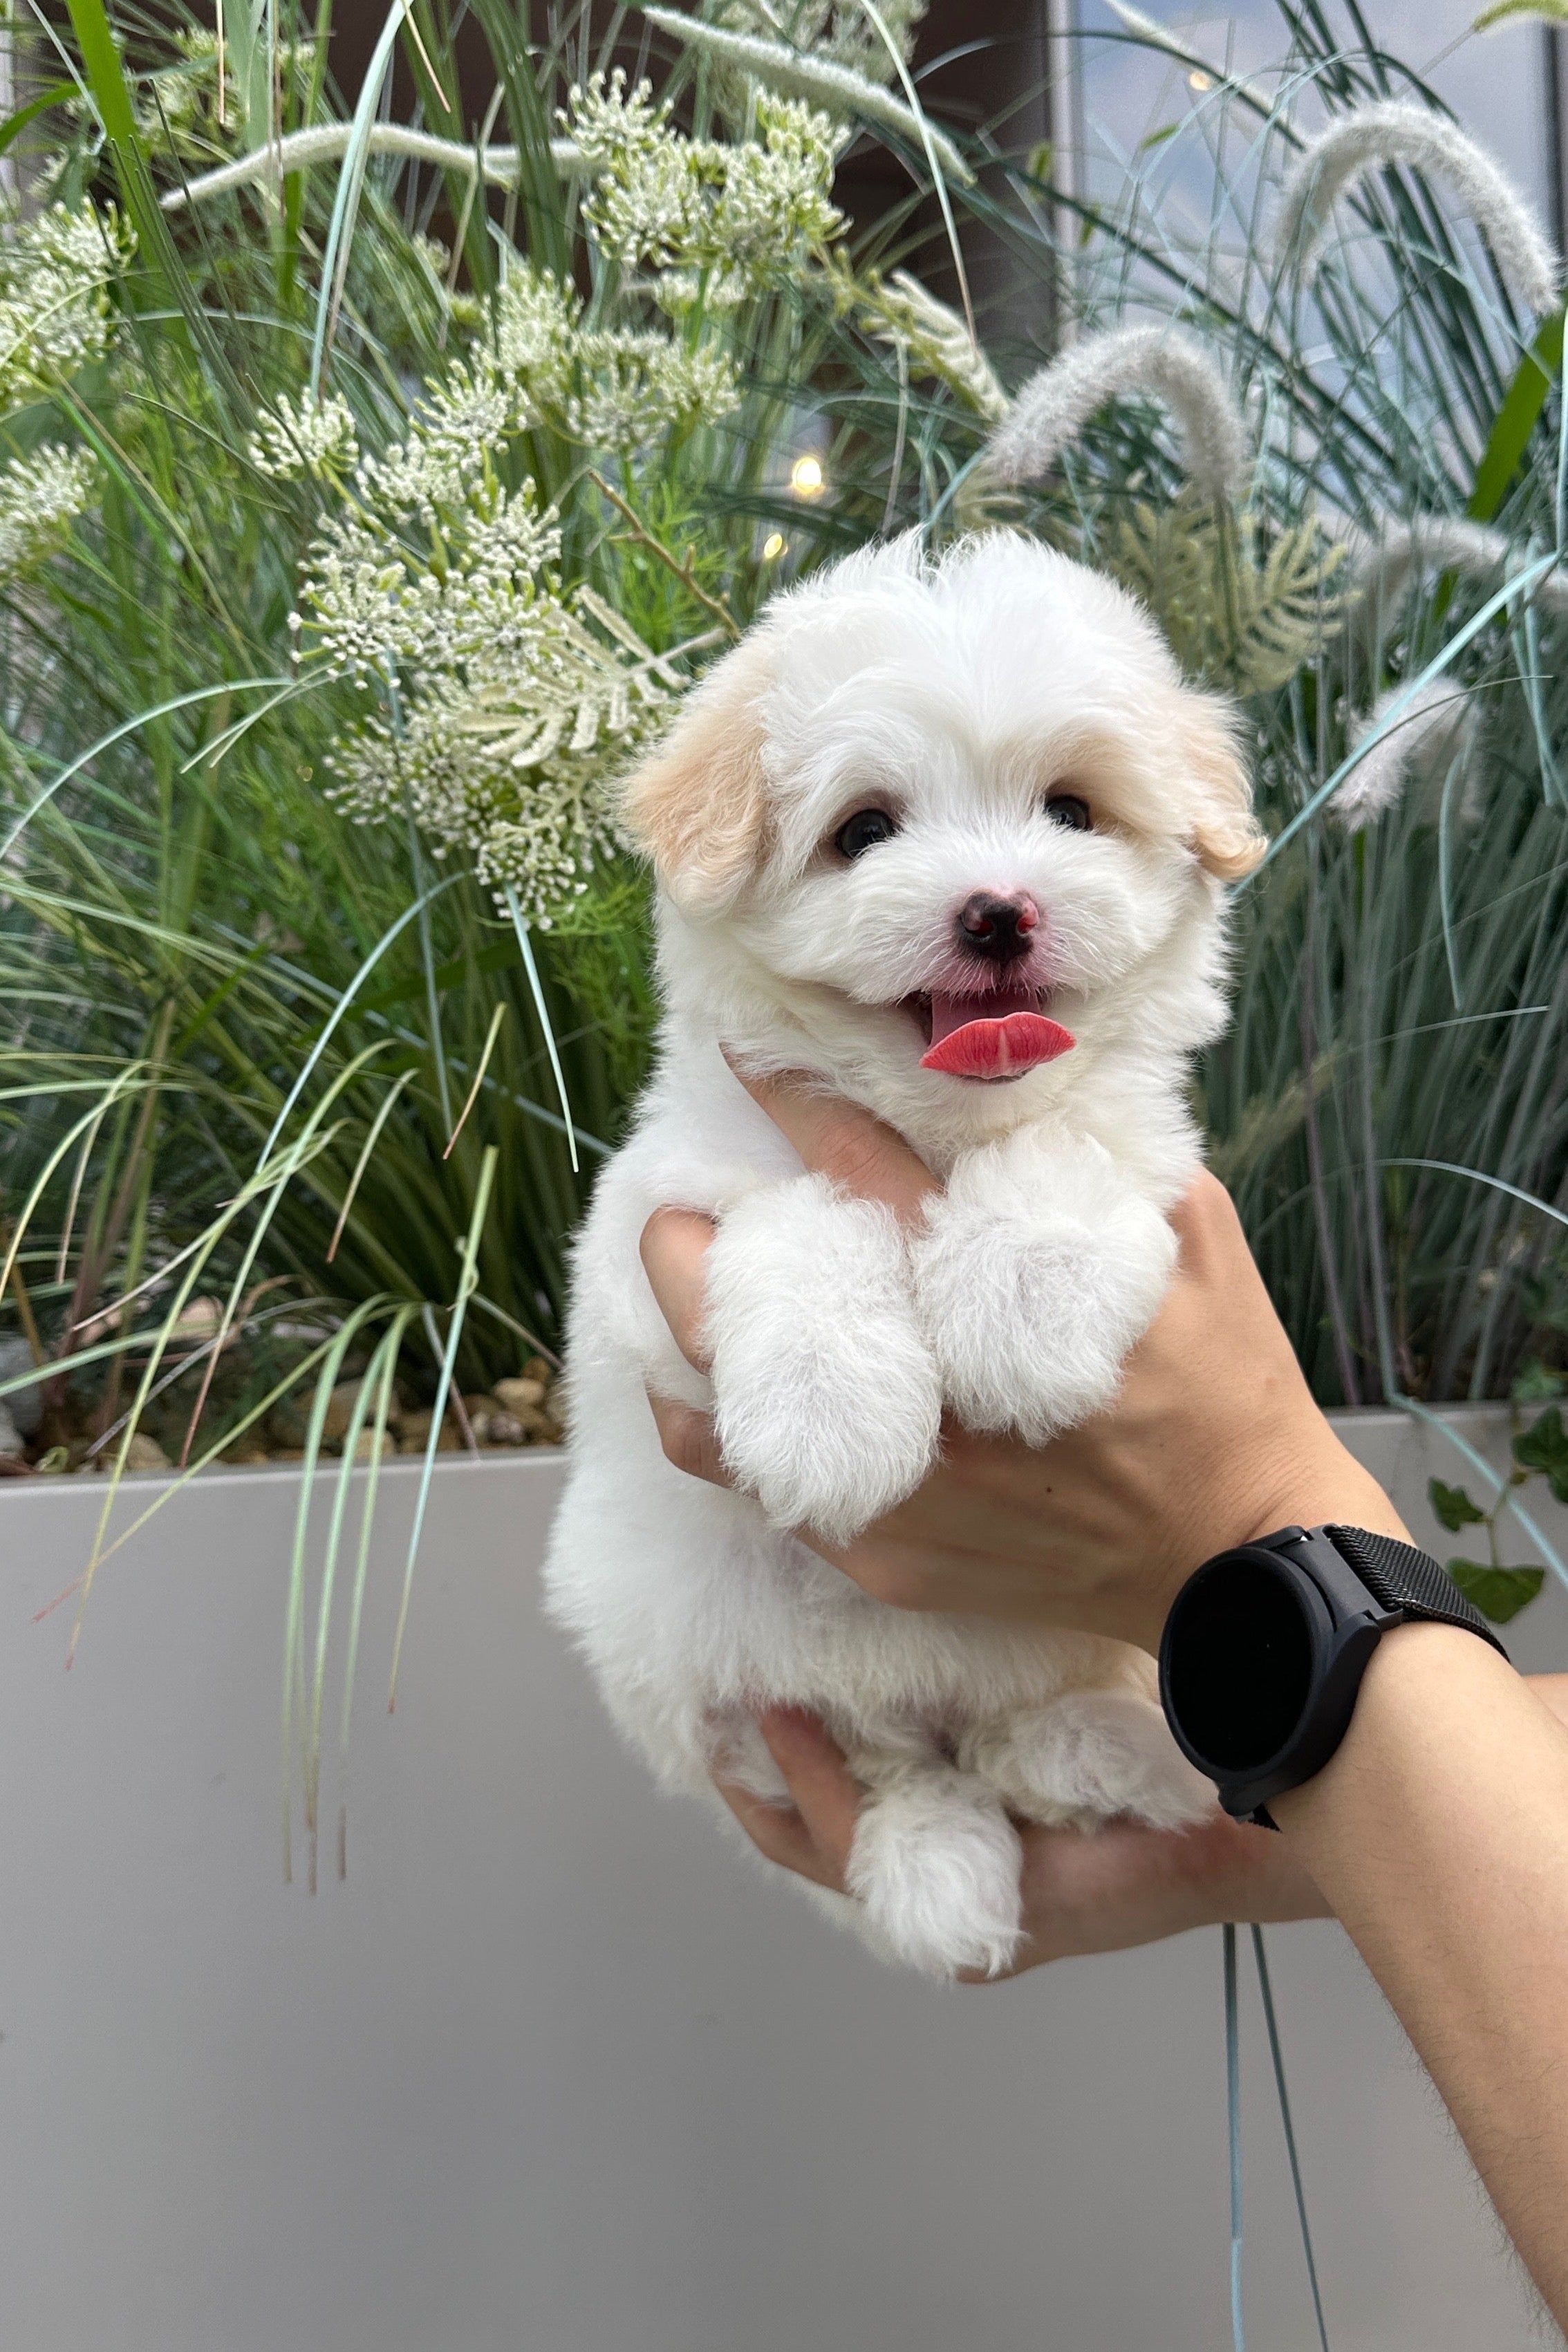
[911,1152,1177,1442]
[703,1175,942,1543]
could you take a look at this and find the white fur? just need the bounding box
[543,534,1238,1979]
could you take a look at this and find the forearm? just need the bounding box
[1276,1628,1568,2328]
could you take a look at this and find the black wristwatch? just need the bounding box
[1158,1523,1509,1828]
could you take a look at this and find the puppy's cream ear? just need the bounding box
[621,646,772,914]
[1177,691,1266,880]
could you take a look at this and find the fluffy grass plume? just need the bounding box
[1344,517,1568,615]
[984,325,1250,503]
[1276,98,1561,313]
[162,122,584,212]
[1332,681,1479,830]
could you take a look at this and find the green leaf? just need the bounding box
[1468,308,1565,522]
[1429,1476,1485,1531]
[1514,1406,1568,1497]
[1447,1560,1547,1625]
[63,0,138,145]
[0,82,78,159]
[1513,1359,1567,1404]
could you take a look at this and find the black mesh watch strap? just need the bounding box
[1323,1524,1509,1656]
[1159,1521,1513,1829]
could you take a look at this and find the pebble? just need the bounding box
[97,1432,171,1475]
[398,1407,463,1453]
[493,1376,547,1416]
[321,1380,365,1444]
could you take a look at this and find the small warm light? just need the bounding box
[1188,68,1211,91]
[761,531,787,561]
[790,453,825,500]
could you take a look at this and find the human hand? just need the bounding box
[716,1706,1329,1976]
[640,1072,1407,1654]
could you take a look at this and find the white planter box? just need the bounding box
[0,1413,1562,2352]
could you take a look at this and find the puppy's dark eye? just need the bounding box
[835,808,899,859]
[1045,794,1092,833]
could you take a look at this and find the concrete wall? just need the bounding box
[0,1412,1562,2351]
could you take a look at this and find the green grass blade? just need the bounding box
[1,682,288,861]
[257,875,460,1168]
[309,0,414,392]
[386,1143,498,1711]
[505,888,578,1173]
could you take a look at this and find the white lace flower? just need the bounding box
[248,389,360,480]
[138,26,315,150]
[290,73,840,922]
[1276,100,1560,314]
[492,265,740,451]
[568,74,843,300]
[0,204,135,399]
[297,470,695,922]
[494,268,580,406]
[0,444,98,577]
[572,333,740,451]
[355,364,512,521]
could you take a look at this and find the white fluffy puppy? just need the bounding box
[543,530,1265,1978]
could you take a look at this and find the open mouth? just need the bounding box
[908,987,1076,1083]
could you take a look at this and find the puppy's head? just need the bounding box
[624,531,1262,1132]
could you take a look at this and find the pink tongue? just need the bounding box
[920,990,1076,1080]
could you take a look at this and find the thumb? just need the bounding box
[724,1058,937,1222]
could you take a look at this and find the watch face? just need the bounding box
[1164,1552,1316,1773]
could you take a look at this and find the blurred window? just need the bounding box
[1063,3,1556,239]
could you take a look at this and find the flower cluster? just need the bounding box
[248,389,360,481]
[0,204,135,403]
[356,364,512,519]
[298,482,687,920]
[492,268,740,451]
[294,65,847,920]
[569,73,843,310]
[0,444,98,579]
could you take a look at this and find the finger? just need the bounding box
[711,1776,839,1888]
[722,1060,937,1223]
[645,1390,731,1487]
[757,1706,861,1878]
[639,1206,716,1370]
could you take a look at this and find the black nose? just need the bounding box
[956,891,1040,963]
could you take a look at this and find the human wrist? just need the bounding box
[1139,1423,1410,1654]
[1233,1430,1411,1552]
